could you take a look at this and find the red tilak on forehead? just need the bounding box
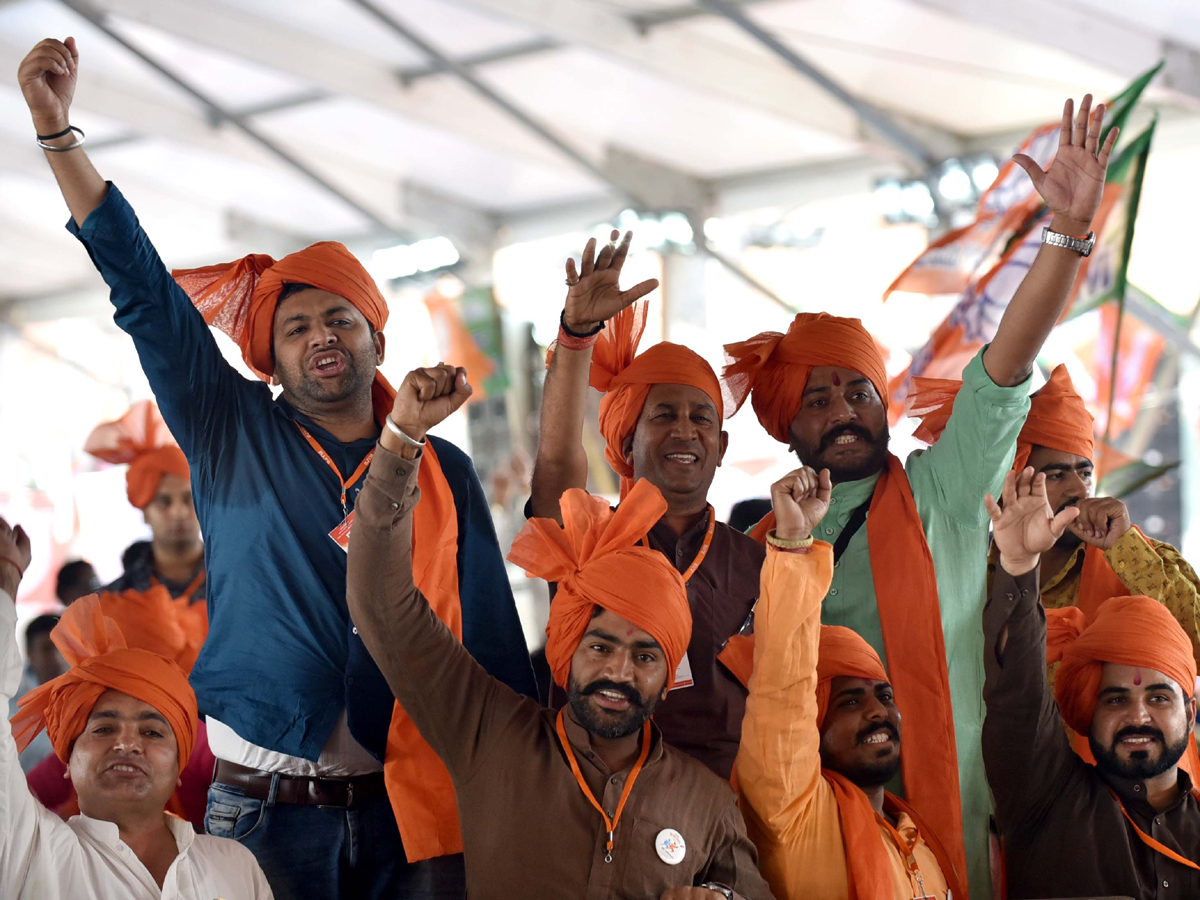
[831,372,842,386]
[1134,673,1142,685]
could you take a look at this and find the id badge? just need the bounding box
[671,652,694,691]
[329,511,355,553]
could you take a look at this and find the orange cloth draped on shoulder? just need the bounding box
[10,595,197,774]
[907,364,1094,474]
[507,478,692,690]
[725,313,967,887]
[817,626,965,900]
[173,244,465,863]
[570,301,726,500]
[1046,595,1200,780]
[84,400,190,510]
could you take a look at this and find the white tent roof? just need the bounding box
[1,0,1197,302]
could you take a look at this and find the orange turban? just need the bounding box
[815,625,890,728]
[11,595,197,774]
[173,242,394,420]
[93,586,201,676]
[579,302,725,499]
[724,313,888,444]
[84,401,190,510]
[508,478,692,691]
[907,365,1094,473]
[1047,595,1196,737]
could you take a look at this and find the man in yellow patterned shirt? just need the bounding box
[986,365,1200,664]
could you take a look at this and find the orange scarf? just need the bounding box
[174,245,464,862]
[745,456,967,887]
[84,401,190,509]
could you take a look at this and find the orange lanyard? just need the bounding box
[877,814,938,899]
[294,423,374,515]
[641,505,715,584]
[555,708,651,863]
[1110,787,1200,872]
[151,569,206,604]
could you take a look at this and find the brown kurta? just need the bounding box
[983,566,1200,900]
[348,445,773,900]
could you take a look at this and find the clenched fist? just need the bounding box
[388,364,472,445]
[770,466,832,543]
[17,37,79,136]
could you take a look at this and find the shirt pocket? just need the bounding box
[613,816,708,898]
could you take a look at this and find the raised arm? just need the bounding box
[529,230,658,524]
[0,519,54,897]
[348,366,526,779]
[17,37,106,225]
[736,468,834,846]
[17,37,245,459]
[981,469,1082,830]
[982,94,1119,386]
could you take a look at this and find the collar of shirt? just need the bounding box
[72,811,195,858]
[826,470,882,525]
[558,707,666,780]
[646,507,712,563]
[1100,765,1196,818]
[1039,542,1087,593]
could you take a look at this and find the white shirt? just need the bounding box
[1,590,274,900]
[207,711,382,778]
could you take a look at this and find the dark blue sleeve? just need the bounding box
[68,184,245,464]
[431,436,537,700]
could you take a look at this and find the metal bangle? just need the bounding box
[36,125,86,153]
[384,416,427,448]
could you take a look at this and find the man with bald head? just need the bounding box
[725,92,1121,896]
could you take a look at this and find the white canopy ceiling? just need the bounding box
[1,0,1197,303]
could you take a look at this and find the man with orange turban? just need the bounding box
[529,229,764,782]
[19,35,534,899]
[345,368,772,898]
[737,466,961,900]
[724,92,1121,898]
[0,515,272,899]
[85,401,208,663]
[984,466,1200,897]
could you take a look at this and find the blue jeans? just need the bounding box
[206,779,465,900]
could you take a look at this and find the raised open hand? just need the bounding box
[562,229,658,334]
[1013,94,1119,235]
[771,466,832,543]
[17,37,79,136]
[985,467,1080,576]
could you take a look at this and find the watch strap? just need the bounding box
[1041,226,1095,257]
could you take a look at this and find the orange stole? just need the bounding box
[383,437,466,862]
[730,455,968,891]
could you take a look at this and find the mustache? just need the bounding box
[1115,725,1164,743]
[581,679,644,708]
[856,721,899,745]
[819,424,877,453]
[1056,497,1084,515]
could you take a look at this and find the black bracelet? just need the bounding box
[559,309,605,338]
[35,125,74,141]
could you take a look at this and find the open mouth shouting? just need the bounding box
[857,724,898,750]
[308,350,346,377]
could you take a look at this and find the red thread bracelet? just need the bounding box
[0,556,25,578]
[555,325,601,351]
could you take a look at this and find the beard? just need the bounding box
[566,676,661,740]
[794,423,890,483]
[1091,723,1191,781]
[821,720,903,788]
[278,351,373,407]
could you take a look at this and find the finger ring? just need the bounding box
[565,278,578,286]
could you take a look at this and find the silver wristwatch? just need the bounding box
[1041,226,1095,257]
[700,884,735,899]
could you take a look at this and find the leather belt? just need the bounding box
[213,760,387,810]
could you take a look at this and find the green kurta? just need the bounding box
[818,349,1030,900]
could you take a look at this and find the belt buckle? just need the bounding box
[315,778,354,810]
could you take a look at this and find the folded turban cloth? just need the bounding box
[815,625,890,728]
[84,401,190,510]
[1047,594,1196,737]
[576,302,726,499]
[723,312,888,444]
[508,478,692,691]
[908,364,1094,474]
[173,241,394,421]
[11,595,198,774]
[93,586,201,676]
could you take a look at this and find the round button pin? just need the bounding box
[655,828,686,865]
